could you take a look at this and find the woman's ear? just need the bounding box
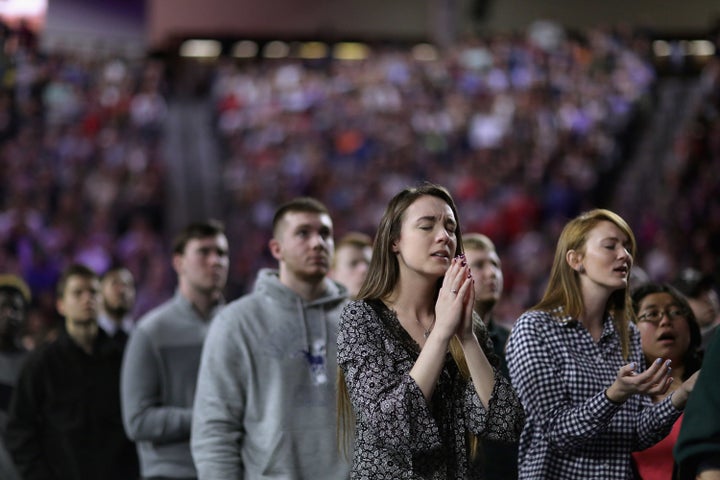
[566,250,584,273]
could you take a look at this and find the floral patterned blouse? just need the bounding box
[337,299,525,479]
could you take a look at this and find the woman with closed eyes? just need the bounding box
[506,209,700,479]
[336,184,524,479]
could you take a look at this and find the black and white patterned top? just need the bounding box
[505,307,683,479]
[337,299,524,480]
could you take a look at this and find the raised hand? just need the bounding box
[605,358,673,404]
[670,369,700,409]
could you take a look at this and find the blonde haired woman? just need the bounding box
[506,209,699,479]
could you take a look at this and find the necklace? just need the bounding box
[418,316,436,338]
[385,300,436,339]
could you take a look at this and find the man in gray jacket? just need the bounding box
[191,197,351,479]
[121,220,229,480]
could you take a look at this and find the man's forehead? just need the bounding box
[0,289,21,298]
[466,248,500,261]
[67,276,99,287]
[282,211,333,228]
[104,269,132,281]
[337,244,367,257]
[0,290,24,303]
[186,234,228,248]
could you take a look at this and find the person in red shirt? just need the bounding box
[631,283,703,479]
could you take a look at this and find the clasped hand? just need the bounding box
[433,256,475,341]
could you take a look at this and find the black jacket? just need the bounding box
[6,329,139,480]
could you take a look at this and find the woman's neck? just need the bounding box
[385,283,435,317]
[579,284,612,341]
[385,278,437,337]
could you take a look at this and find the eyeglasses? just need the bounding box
[637,307,687,324]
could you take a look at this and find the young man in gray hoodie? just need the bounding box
[191,197,351,479]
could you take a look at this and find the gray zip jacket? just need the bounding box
[191,269,352,479]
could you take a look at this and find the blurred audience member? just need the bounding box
[631,283,703,479]
[121,220,228,480]
[329,231,373,299]
[675,331,720,480]
[464,233,510,374]
[0,274,31,436]
[464,233,518,479]
[673,268,720,348]
[0,274,28,480]
[98,266,135,349]
[0,22,681,328]
[0,442,20,480]
[6,264,138,480]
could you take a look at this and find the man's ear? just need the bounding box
[566,249,584,273]
[269,238,282,261]
[172,253,183,276]
[56,298,66,317]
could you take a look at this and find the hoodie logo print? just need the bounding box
[302,339,328,385]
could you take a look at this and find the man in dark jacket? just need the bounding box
[5,264,138,480]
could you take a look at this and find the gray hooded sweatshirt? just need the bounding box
[191,269,352,479]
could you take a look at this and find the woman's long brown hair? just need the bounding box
[336,183,480,457]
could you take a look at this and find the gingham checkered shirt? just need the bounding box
[506,307,682,479]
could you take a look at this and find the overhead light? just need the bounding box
[263,41,289,59]
[689,40,715,57]
[232,40,258,58]
[412,43,439,61]
[179,39,221,58]
[332,42,370,61]
[652,40,670,57]
[300,41,328,59]
[0,0,47,17]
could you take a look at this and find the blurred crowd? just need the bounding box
[0,18,718,341]
[0,21,170,346]
[209,24,663,320]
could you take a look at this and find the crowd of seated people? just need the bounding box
[0,21,170,342]
[209,24,659,317]
[641,58,720,285]
[0,18,718,338]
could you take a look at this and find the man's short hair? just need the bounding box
[0,274,32,305]
[172,220,226,255]
[271,197,329,236]
[333,232,373,268]
[56,264,98,298]
[463,233,496,253]
[100,265,131,282]
[336,232,373,250]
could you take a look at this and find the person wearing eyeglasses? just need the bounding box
[631,283,703,480]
